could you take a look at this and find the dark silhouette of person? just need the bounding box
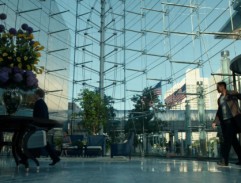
[212,81,241,166]
[33,88,60,166]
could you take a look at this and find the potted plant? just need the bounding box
[0,13,44,114]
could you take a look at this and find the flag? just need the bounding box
[164,84,186,107]
[164,93,175,106]
[153,81,162,95]
[176,84,186,102]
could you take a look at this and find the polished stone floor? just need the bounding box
[0,156,241,183]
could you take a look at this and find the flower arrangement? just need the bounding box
[0,13,44,91]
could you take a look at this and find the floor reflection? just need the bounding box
[1,156,241,183]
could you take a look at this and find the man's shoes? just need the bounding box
[49,158,60,166]
[235,161,241,165]
[217,161,229,166]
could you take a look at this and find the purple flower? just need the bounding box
[13,73,23,82]
[13,67,24,74]
[1,67,12,73]
[0,13,7,20]
[21,23,28,30]
[25,70,35,77]
[0,24,5,32]
[0,70,9,83]
[26,75,38,87]
[9,28,17,35]
[26,27,33,34]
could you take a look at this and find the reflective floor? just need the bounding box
[0,156,241,183]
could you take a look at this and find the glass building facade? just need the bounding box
[1,0,241,159]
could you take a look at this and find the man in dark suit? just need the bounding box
[33,88,60,166]
[212,81,241,166]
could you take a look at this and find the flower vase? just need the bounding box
[2,89,22,115]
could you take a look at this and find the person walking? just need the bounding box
[33,88,60,166]
[212,81,241,166]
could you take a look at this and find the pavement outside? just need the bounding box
[0,156,241,183]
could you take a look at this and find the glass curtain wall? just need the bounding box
[0,0,70,122]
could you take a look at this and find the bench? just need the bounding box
[111,132,135,159]
[85,135,106,157]
[61,135,84,157]
[85,146,102,156]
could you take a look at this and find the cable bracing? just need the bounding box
[1,0,241,119]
